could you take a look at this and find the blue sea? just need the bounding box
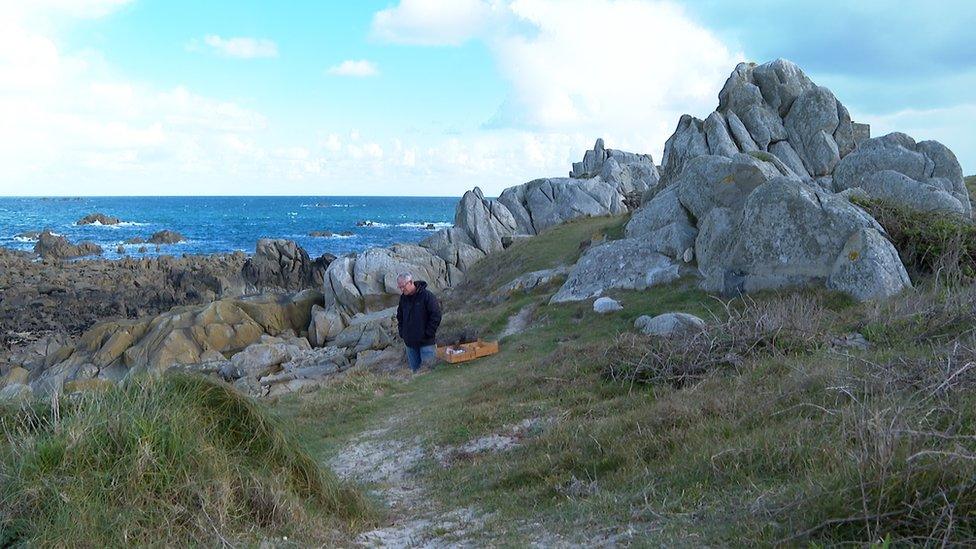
[0,196,458,259]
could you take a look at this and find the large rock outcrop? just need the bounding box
[550,239,682,303]
[833,132,970,216]
[570,138,661,196]
[660,59,854,186]
[242,239,320,292]
[7,290,325,397]
[498,177,627,235]
[554,58,940,302]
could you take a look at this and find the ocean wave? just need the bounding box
[12,232,61,242]
[356,220,390,228]
[86,220,149,228]
[302,203,362,208]
[396,222,453,229]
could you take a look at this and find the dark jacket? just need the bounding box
[396,280,442,347]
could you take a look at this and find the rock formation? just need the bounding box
[33,230,103,260]
[242,239,326,293]
[554,58,966,303]
[148,230,185,245]
[77,213,121,225]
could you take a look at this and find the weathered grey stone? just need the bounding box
[726,110,759,152]
[593,297,623,314]
[660,115,709,185]
[675,154,780,220]
[498,177,626,235]
[827,228,912,301]
[834,133,971,216]
[704,111,739,158]
[34,231,103,260]
[352,245,451,312]
[599,155,660,196]
[834,132,931,189]
[834,103,856,158]
[571,138,607,178]
[695,207,738,293]
[635,312,706,337]
[719,177,883,293]
[625,186,697,259]
[784,86,842,177]
[242,239,314,292]
[769,141,810,179]
[308,304,347,347]
[857,170,968,216]
[491,265,573,300]
[331,307,397,354]
[323,256,363,312]
[420,227,486,273]
[454,187,518,255]
[752,58,815,117]
[551,240,681,303]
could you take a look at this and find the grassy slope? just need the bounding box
[281,213,976,545]
[0,373,372,546]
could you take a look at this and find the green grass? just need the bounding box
[852,196,976,282]
[0,373,373,546]
[277,212,976,545]
[965,175,975,203]
[446,214,629,306]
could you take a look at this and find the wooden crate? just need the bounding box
[436,340,499,364]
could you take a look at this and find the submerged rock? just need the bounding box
[148,230,185,245]
[34,230,103,260]
[76,213,121,226]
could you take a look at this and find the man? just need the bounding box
[395,272,442,373]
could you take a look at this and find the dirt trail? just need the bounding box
[329,416,487,547]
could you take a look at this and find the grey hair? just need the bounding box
[396,272,413,283]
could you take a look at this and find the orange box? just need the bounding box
[436,340,499,364]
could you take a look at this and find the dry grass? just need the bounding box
[604,292,836,386]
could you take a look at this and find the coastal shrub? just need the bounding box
[604,293,833,385]
[775,342,976,544]
[852,197,976,283]
[0,372,371,546]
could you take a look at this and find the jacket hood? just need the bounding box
[413,280,428,291]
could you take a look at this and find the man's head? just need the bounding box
[396,272,416,295]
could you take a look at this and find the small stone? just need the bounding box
[635,312,706,337]
[593,297,623,314]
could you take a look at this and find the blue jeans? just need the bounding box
[405,345,436,372]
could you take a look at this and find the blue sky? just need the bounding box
[1,0,973,196]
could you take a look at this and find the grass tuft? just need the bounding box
[0,372,372,546]
[852,197,976,283]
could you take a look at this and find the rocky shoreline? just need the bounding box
[1,57,971,402]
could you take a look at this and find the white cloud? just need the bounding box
[202,35,278,59]
[371,0,742,164]
[327,59,380,77]
[371,0,503,45]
